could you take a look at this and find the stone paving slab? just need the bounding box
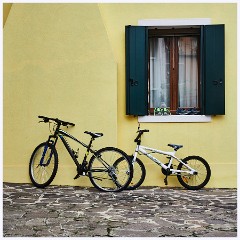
[3,182,237,238]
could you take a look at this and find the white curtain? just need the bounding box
[150,36,198,109]
[149,38,170,108]
[178,37,198,108]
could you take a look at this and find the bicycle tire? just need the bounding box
[177,155,211,190]
[127,157,146,190]
[114,156,146,190]
[88,147,133,192]
[29,142,58,188]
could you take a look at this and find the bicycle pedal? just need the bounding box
[74,173,81,180]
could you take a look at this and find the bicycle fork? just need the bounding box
[39,137,57,166]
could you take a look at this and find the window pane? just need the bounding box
[149,38,170,108]
[178,37,198,108]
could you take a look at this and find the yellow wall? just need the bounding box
[3,4,117,186]
[3,3,237,188]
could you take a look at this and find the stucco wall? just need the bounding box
[3,3,237,188]
[3,4,117,186]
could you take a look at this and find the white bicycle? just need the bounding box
[117,126,211,190]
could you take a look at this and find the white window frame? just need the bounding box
[138,18,212,123]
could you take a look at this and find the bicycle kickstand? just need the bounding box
[164,176,168,186]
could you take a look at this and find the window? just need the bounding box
[125,24,225,116]
[149,28,200,114]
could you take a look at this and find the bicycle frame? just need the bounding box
[53,128,110,168]
[133,145,196,175]
[47,128,97,169]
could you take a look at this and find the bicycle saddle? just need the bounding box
[168,144,183,151]
[84,131,103,138]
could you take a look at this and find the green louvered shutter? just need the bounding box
[202,25,225,115]
[125,26,148,116]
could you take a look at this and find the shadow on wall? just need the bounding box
[3,3,12,27]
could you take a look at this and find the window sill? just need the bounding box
[138,115,212,123]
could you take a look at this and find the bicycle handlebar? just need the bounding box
[134,129,149,143]
[38,116,75,127]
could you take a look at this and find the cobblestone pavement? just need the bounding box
[3,182,237,238]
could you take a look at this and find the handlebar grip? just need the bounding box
[62,121,75,127]
[38,115,49,122]
[38,115,47,119]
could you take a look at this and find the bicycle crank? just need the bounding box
[74,165,82,179]
[162,167,172,186]
[162,165,173,176]
[74,163,88,179]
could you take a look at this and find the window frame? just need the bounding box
[125,19,225,121]
[148,27,201,114]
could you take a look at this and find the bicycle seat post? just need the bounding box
[83,137,94,162]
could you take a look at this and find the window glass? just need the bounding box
[149,34,199,113]
[178,37,198,108]
[149,38,170,108]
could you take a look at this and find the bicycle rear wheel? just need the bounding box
[88,147,133,192]
[29,142,58,188]
[177,155,211,190]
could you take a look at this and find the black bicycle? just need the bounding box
[29,116,133,192]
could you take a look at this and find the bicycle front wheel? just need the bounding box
[88,147,133,192]
[29,142,58,188]
[127,157,146,190]
[114,156,146,190]
[177,156,211,190]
